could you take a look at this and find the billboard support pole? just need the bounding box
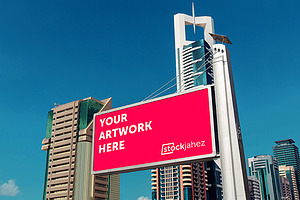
[213,44,250,200]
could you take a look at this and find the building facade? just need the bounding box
[279,165,299,200]
[248,176,261,200]
[42,97,120,200]
[281,176,293,200]
[151,164,207,200]
[151,162,222,200]
[176,39,213,92]
[273,139,300,193]
[205,161,222,200]
[248,155,282,200]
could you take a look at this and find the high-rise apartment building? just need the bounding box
[279,165,299,200]
[151,162,222,200]
[248,155,282,200]
[281,176,293,200]
[151,164,207,200]
[41,97,120,200]
[248,176,261,200]
[273,139,300,192]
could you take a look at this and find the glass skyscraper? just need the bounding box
[273,139,300,198]
[178,39,213,91]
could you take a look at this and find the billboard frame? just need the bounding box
[91,85,217,175]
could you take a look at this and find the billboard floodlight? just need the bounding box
[209,33,232,44]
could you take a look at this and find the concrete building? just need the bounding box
[279,165,299,200]
[42,97,120,200]
[151,163,207,200]
[248,155,282,200]
[248,176,261,200]
[281,176,293,200]
[273,139,300,193]
[151,162,223,200]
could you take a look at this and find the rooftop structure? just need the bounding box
[275,139,296,145]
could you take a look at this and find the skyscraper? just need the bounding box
[151,3,250,199]
[174,7,249,200]
[279,165,299,200]
[248,155,282,200]
[42,97,120,200]
[150,11,221,200]
[151,163,207,200]
[273,139,300,193]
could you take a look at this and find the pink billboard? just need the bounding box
[92,87,216,174]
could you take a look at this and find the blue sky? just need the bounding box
[0,0,300,199]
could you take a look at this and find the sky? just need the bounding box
[0,0,300,199]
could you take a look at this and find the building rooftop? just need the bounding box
[275,139,295,145]
[255,154,270,157]
[249,154,273,159]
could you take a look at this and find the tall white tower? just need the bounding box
[174,13,214,91]
[174,6,250,200]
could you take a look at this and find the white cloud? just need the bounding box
[0,180,20,196]
[137,196,150,200]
